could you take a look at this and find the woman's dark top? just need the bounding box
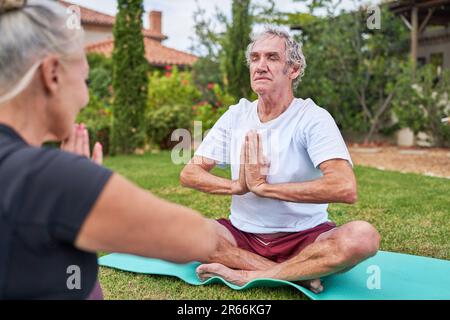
[0,124,112,299]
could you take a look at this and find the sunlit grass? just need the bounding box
[99,151,450,300]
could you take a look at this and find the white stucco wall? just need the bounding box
[83,25,113,45]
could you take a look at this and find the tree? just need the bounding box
[189,0,276,100]
[111,0,148,154]
[290,1,409,142]
[223,0,252,98]
[87,53,113,103]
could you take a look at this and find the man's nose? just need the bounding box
[256,57,268,72]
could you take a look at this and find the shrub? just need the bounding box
[147,67,201,110]
[192,84,235,131]
[87,53,113,103]
[393,64,450,147]
[192,57,223,93]
[146,104,192,149]
[146,67,201,149]
[77,91,113,155]
[89,67,113,103]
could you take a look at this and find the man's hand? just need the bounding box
[61,123,103,165]
[231,143,249,195]
[244,130,269,195]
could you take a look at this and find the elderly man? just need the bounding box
[180,27,380,293]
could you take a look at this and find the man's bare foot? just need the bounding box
[196,263,324,294]
[196,263,253,286]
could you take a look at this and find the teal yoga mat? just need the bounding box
[99,251,450,300]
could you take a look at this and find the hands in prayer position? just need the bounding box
[233,130,270,196]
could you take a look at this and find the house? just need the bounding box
[388,0,450,146]
[59,1,198,68]
[388,0,450,70]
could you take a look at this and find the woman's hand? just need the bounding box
[61,123,103,165]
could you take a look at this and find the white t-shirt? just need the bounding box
[195,97,352,233]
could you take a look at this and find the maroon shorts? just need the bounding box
[217,219,337,263]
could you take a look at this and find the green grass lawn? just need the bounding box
[100,151,450,300]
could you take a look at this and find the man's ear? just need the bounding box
[40,56,60,95]
[290,64,301,81]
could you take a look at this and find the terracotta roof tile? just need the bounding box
[85,38,198,67]
[60,1,115,27]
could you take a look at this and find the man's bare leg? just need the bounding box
[197,220,381,292]
[199,220,328,292]
[203,220,277,271]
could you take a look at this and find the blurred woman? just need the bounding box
[0,0,217,299]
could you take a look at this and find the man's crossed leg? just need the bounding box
[197,219,380,293]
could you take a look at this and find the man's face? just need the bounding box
[249,36,294,96]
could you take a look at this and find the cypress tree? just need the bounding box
[112,0,148,154]
[223,0,252,99]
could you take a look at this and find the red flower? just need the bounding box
[165,72,172,78]
[207,83,215,90]
[165,65,173,71]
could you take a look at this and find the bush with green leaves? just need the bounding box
[147,67,201,110]
[192,84,236,131]
[82,53,114,152]
[146,67,201,149]
[146,104,193,149]
[77,91,113,155]
[392,65,450,147]
[87,53,113,103]
[192,58,223,91]
[192,102,225,132]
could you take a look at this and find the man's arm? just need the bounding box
[244,132,357,204]
[75,173,219,264]
[255,159,357,204]
[180,154,248,195]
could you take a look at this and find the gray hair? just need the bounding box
[0,0,84,104]
[245,26,306,90]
